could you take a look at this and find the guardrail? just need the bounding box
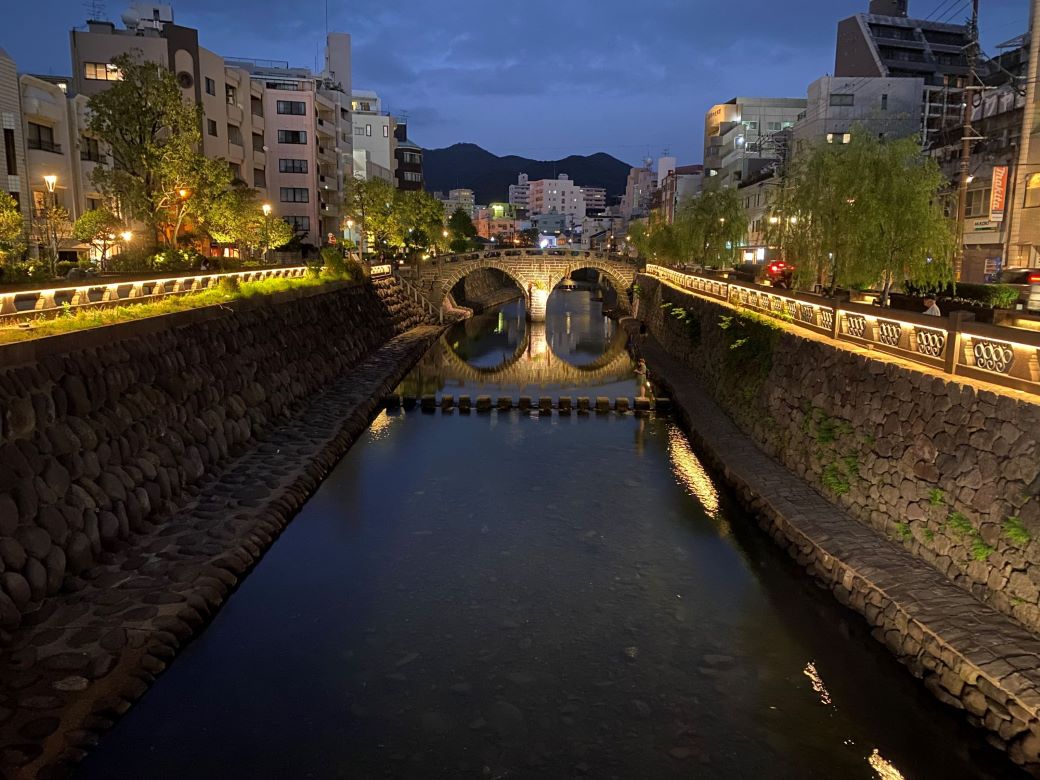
[644,264,1040,398]
[421,248,641,269]
[0,266,309,322]
[391,270,444,324]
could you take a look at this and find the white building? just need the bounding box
[792,75,924,152]
[528,174,585,223]
[704,97,806,188]
[622,165,654,220]
[508,173,530,208]
[580,185,607,213]
[350,90,394,175]
[437,188,475,218]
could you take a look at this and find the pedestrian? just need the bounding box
[635,358,653,401]
[922,296,941,316]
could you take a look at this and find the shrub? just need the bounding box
[108,248,154,273]
[904,280,1020,309]
[320,247,346,276]
[153,248,202,273]
[55,261,78,277]
[218,277,240,295]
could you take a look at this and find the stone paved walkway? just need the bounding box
[630,324,1040,771]
[0,325,442,780]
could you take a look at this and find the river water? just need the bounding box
[77,291,1021,779]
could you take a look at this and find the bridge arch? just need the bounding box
[438,259,531,315]
[548,261,633,314]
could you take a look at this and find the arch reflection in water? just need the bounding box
[399,291,639,399]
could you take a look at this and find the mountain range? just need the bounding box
[422,143,632,205]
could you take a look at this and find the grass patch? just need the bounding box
[0,272,355,346]
[928,488,945,507]
[971,537,996,561]
[947,512,975,536]
[923,528,935,542]
[897,522,912,541]
[822,463,851,496]
[1004,517,1032,546]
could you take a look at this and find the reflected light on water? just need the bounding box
[367,411,399,441]
[868,749,906,780]
[803,661,833,705]
[667,426,721,521]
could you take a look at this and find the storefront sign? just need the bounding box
[990,165,1009,222]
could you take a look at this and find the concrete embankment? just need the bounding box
[632,273,1040,774]
[0,277,439,777]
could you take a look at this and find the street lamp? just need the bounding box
[43,175,59,275]
[120,230,133,243]
[262,203,272,216]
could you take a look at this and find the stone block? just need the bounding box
[518,396,532,411]
[441,395,454,412]
[615,398,630,414]
[476,396,492,413]
[595,397,611,414]
[458,396,472,413]
[539,397,553,415]
[576,397,591,414]
[558,397,572,415]
[420,395,437,413]
[497,397,513,411]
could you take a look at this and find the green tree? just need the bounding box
[342,176,400,258]
[398,190,446,260]
[685,186,747,269]
[86,52,230,249]
[776,130,955,298]
[0,191,24,266]
[30,206,73,275]
[447,207,477,253]
[73,208,121,269]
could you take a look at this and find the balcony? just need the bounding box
[227,103,244,124]
[80,150,108,164]
[28,138,62,154]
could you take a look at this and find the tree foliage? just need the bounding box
[86,52,232,248]
[447,207,478,253]
[0,191,24,265]
[29,206,73,272]
[631,187,747,268]
[775,130,955,298]
[73,208,122,268]
[342,177,448,260]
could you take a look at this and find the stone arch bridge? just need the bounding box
[407,249,641,321]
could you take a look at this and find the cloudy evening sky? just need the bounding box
[3,0,1029,165]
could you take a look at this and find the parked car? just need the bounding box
[764,260,795,289]
[991,268,1040,312]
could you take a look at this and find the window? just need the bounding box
[965,188,992,218]
[205,77,216,96]
[3,128,16,174]
[279,158,308,173]
[32,190,45,215]
[276,100,306,115]
[80,136,103,163]
[229,162,242,181]
[1025,174,1040,208]
[366,124,372,137]
[830,93,855,107]
[86,197,100,211]
[27,123,60,153]
[207,119,218,137]
[280,187,309,203]
[251,96,263,117]
[83,62,122,81]
[353,126,366,136]
[226,85,237,105]
[402,151,421,165]
[252,133,264,153]
[402,171,422,183]
[881,93,889,111]
[743,121,758,131]
[383,125,389,138]
[228,125,243,146]
[767,121,782,132]
[286,215,310,232]
[253,168,266,188]
[826,132,852,144]
[277,130,307,144]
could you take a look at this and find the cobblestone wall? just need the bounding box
[458,268,522,311]
[637,275,1040,635]
[0,278,426,640]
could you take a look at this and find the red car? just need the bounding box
[764,260,795,289]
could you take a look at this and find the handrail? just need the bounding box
[643,264,1040,398]
[0,266,310,322]
[391,269,444,324]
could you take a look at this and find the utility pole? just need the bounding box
[954,0,981,281]
[1010,0,1040,268]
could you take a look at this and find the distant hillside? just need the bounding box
[422,143,631,205]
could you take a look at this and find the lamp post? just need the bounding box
[261,203,273,265]
[43,175,59,275]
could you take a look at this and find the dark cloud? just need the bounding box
[2,0,1029,165]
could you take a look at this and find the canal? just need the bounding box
[77,291,1021,779]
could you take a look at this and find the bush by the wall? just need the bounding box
[904,280,1020,309]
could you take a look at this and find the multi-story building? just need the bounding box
[792,75,924,152]
[350,90,394,176]
[833,0,971,149]
[621,164,654,220]
[64,5,353,248]
[508,173,530,209]
[580,185,607,213]
[0,50,31,227]
[528,174,585,223]
[393,121,423,191]
[738,171,783,265]
[438,188,475,218]
[704,97,806,188]
[658,164,703,224]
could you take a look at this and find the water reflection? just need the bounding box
[400,291,638,399]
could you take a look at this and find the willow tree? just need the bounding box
[778,130,955,298]
[0,191,24,266]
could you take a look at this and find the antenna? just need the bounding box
[84,0,106,20]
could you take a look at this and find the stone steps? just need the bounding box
[388,394,672,416]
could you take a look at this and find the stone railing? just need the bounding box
[644,264,1040,397]
[392,269,445,322]
[0,265,309,321]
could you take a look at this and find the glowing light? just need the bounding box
[802,661,833,705]
[120,231,133,242]
[868,749,906,780]
[262,203,272,216]
[667,427,721,522]
[43,175,57,192]
[367,410,399,441]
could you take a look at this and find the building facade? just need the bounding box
[508,173,530,208]
[580,185,607,213]
[0,49,29,227]
[658,164,703,224]
[393,121,423,191]
[704,97,806,188]
[528,174,585,223]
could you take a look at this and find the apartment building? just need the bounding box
[508,173,530,208]
[351,90,394,176]
[0,50,30,227]
[658,164,703,224]
[580,185,607,213]
[440,188,475,218]
[393,121,423,191]
[621,165,654,220]
[704,97,806,188]
[528,174,585,223]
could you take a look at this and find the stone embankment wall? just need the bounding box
[0,277,425,639]
[636,275,1040,634]
[458,268,522,312]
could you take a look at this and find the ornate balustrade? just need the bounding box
[644,264,1040,397]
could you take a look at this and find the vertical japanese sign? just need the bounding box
[990,165,1009,222]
